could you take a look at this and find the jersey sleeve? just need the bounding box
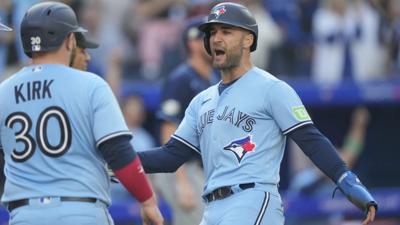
[91,82,132,147]
[172,95,201,154]
[267,81,313,135]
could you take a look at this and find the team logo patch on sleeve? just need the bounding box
[292,106,311,121]
[223,135,256,163]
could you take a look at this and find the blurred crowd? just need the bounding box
[1,1,400,224]
[1,0,400,87]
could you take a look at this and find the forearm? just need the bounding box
[98,135,153,202]
[113,157,154,202]
[138,138,198,173]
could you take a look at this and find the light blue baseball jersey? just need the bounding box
[0,64,131,204]
[173,67,313,195]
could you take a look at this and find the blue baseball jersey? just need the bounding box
[0,64,131,204]
[157,63,219,124]
[173,67,313,195]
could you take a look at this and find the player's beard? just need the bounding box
[69,46,77,67]
[212,46,243,71]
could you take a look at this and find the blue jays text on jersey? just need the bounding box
[198,106,256,136]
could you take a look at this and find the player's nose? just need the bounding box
[85,51,91,61]
[211,30,224,42]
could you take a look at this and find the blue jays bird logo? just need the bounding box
[224,135,256,163]
[211,6,226,19]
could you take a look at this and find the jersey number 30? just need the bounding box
[5,106,72,162]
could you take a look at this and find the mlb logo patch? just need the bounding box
[211,5,226,19]
[224,135,256,163]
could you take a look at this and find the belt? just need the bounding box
[204,182,255,203]
[8,197,99,212]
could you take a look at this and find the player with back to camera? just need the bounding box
[0,2,163,225]
[138,2,377,225]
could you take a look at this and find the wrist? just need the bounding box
[141,195,157,207]
[114,157,154,203]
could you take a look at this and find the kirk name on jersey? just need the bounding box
[14,79,54,104]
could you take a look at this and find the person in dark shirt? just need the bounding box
[155,16,219,225]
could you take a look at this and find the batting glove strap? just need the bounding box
[335,171,378,213]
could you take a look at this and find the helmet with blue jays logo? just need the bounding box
[199,2,258,55]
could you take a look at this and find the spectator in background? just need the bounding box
[378,0,400,75]
[263,0,309,77]
[155,17,219,225]
[312,0,389,84]
[124,95,156,152]
[351,0,389,81]
[187,0,215,18]
[135,0,187,81]
[110,95,157,201]
[238,0,283,70]
[78,0,133,97]
[312,0,348,84]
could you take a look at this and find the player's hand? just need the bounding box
[362,205,376,225]
[140,196,164,225]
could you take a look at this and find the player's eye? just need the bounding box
[222,30,231,35]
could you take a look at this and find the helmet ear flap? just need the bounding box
[203,33,211,56]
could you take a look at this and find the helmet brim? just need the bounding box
[76,32,99,49]
[199,21,253,34]
[73,26,87,33]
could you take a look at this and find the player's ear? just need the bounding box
[242,31,253,50]
[66,33,76,51]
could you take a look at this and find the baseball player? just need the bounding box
[156,16,219,225]
[0,2,163,225]
[138,2,377,225]
[71,32,99,71]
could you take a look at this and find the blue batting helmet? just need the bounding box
[20,2,87,57]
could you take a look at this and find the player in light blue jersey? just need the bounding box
[0,2,163,225]
[138,2,377,225]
